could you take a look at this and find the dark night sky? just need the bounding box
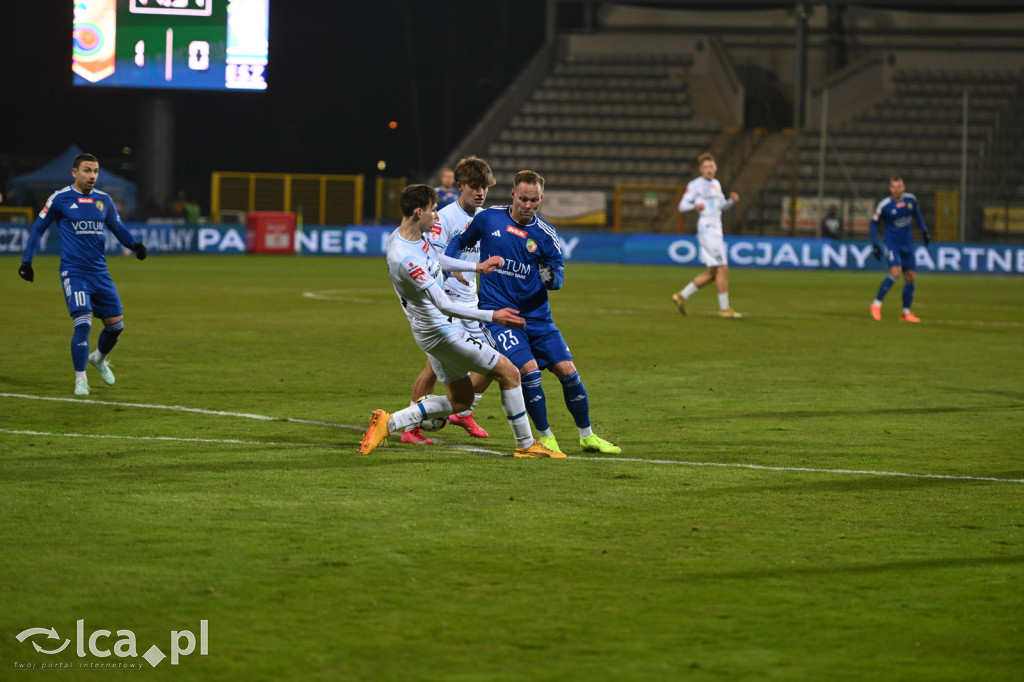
[3,1,549,212]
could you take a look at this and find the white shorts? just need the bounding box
[698,231,728,267]
[443,291,492,343]
[426,331,501,385]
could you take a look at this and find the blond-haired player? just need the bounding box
[671,152,741,318]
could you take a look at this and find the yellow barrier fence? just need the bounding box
[211,172,364,225]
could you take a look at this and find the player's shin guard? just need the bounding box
[97,319,124,355]
[520,369,549,431]
[875,274,897,301]
[391,395,453,431]
[902,281,916,310]
[559,371,591,429]
[501,386,533,448]
[71,315,92,372]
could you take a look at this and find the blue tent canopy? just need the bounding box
[8,144,137,217]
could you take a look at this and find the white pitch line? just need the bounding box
[3,392,1022,484]
[0,428,321,448]
[0,393,354,429]
[570,455,1024,484]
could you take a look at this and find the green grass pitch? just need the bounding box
[2,254,1022,681]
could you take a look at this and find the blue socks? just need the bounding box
[875,274,897,301]
[902,281,916,310]
[98,320,124,354]
[559,371,591,429]
[521,369,549,431]
[71,316,92,371]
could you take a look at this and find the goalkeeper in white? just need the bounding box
[357,184,562,459]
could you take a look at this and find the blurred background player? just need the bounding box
[434,168,458,210]
[402,156,497,445]
[17,153,148,395]
[821,204,844,239]
[869,175,931,322]
[671,152,741,319]
[446,170,620,456]
[358,183,561,459]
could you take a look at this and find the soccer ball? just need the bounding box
[418,416,448,432]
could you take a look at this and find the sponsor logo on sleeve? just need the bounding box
[408,262,427,282]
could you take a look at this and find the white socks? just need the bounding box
[501,387,533,448]
[389,395,453,432]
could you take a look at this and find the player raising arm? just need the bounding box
[18,153,147,396]
[357,184,562,459]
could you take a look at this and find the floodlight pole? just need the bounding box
[789,2,809,235]
[137,94,175,216]
[960,88,969,243]
[817,87,829,238]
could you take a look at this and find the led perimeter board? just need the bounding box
[72,0,269,91]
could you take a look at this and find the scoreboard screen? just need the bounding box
[72,0,269,91]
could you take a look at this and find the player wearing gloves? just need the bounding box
[17,153,147,395]
[869,176,931,322]
[357,183,562,459]
[446,170,620,456]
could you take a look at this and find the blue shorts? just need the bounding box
[486,318,573,371]
[61,269,123,319]
[884,241,916,271]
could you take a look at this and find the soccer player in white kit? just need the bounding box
[358,184,562,459]
[401,156,496,445]
[671,153,742,318]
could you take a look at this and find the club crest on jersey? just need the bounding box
[525,238,538,253]
[506,225,527,238]
[96,201,104,212]
[79,197,94,204]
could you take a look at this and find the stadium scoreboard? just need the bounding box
[72,0,269,91]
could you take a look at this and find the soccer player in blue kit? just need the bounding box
[446,170,620,456]
[869,176,931,323]
[18,153,147,395]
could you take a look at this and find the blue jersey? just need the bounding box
[445,205,564,322]
[870,192,928,250]
[22,186,136,274]
[435,186,459,210]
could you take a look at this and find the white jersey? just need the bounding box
[429,200,480,303]
[386,228,462,350]
[679,176,735,237]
